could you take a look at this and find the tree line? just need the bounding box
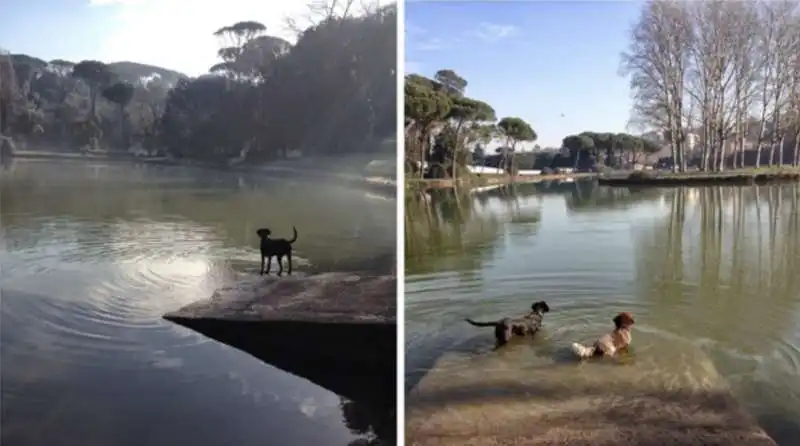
[403,69,665,179]
[0,2,396,164]
[404,69,535,180]
[622,0,800,172]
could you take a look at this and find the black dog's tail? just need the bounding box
[464,318,498,327]
[288,226,298,244]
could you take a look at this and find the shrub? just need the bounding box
[627,170,653,180]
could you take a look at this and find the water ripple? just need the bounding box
[406,183,800,444]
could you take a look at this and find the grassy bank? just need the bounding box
[406,172,596,191]
[598,167,800,187]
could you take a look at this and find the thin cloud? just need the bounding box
[405,23,426,36]
[474,22,518,42]
[415,37,446,51]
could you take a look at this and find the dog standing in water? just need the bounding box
[465,301,551,347]
[571,312,635,359]
[256,226,298,276]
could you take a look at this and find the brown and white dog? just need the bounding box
[571,312,635,359]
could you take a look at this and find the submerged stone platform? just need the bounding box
[164,272,396,404]
[406,338,776,446]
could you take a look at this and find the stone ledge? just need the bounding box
[164,272,396,403]
[165,272,395,324]
[406,342,777,446]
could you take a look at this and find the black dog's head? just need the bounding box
[256,228,272,239]
[531,301,550,314]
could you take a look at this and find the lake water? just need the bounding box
[405,180,800,445]
[0,160,396,446]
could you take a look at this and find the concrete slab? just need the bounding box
[406,338,776,446]
[164,272,396,404]
[165,272,395,324]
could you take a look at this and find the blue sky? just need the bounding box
[0,0,309,76]
[406,1,644,148]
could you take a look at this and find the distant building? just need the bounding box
[685,133,698,151]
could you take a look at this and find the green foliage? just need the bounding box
[404,76,452,125]
[449,97,496,122]
[472,145,486,161]
[562,134,594,153]
[434,69,467,96]
[102,82,135,148]
[71,60,114,123]
[71,60,114,89]
[498,117,537,144]
[404,68,500,179]
[3,5,396,163]
[102,82,134,108]
[559,131,663,169]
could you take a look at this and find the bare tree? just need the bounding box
[285,0,360,36]
[622,0,800,171]
[692,1,766,171]
[789,12,800,167]
[728,3,762,169]
[621,0,693,173]
[751,1,796,168]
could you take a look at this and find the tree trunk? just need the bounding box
[0,95,7,135]
[717,125,726,172]
[769,132,777,167]
[119,104,126,149]
[755,94,770,169]
[738,135,746,169]
[793,132,800,167]
[90,88,98,123]
[703,127,713,172]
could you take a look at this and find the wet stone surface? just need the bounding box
[165,272,396,324]
[407,339,777,446]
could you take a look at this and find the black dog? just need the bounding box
[465,301,551,347]
[256,226,298,276]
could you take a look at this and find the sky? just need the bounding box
[0,0,316,76]
[405,0,644,149]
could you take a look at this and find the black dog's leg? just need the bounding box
[265,256,272,275]
[494,324,511,347]
[277,255,284,276]
[286,251,292,275]
[260,255,265,275]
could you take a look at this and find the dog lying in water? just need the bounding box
[571,312,635,359]
[465,301,551,347]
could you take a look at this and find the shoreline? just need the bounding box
[404,168,800,192]
[598,168,800,187]
[6,150,396,196]
[406,172,597,190]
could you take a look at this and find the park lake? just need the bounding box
[0,160,395,446]
[405,180,800,445]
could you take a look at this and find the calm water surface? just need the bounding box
[0,160,395,446]
[405,181,800,445]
